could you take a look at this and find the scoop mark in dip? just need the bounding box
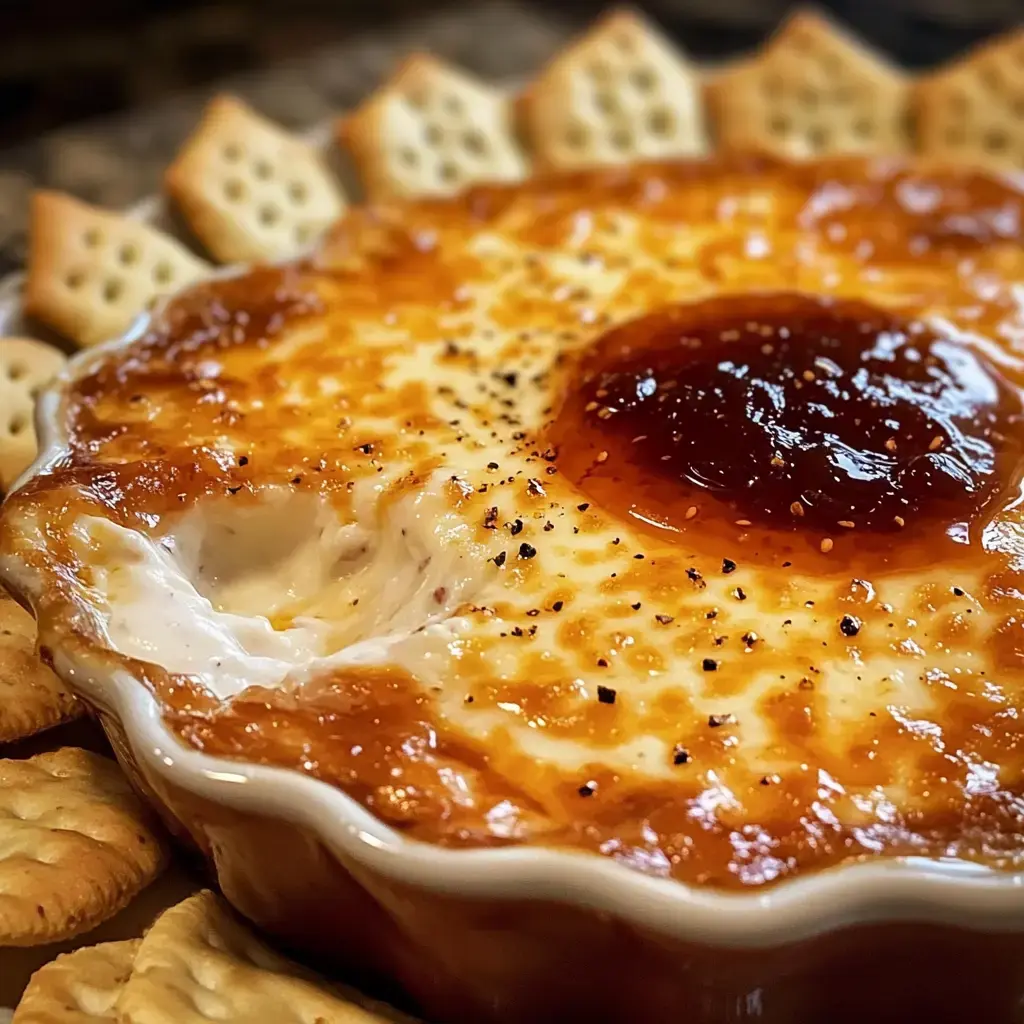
[552,293,1024,560]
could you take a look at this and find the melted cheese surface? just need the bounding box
[5,156,1024,888]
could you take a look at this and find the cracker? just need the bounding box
[339,54,527,200]
[12,940,139,1023]
[915,27,1024,171]
[706,10,909,160]
[166,95,346,264]
[0,338,67,493]
[517,9,706,172]
[0,592,81,743]
[117,891,409,1023]
[0,748,167,946]
[25,192,209,350]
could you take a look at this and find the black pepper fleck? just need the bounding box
[839,614,862,637]
[493,551,507,567]
[597,685,616,704]
[722,558,737,574]
[702,658,718,672]
[672,745,691,765]
[518,543,537,559]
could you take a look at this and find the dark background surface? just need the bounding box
[0,0,1021,146]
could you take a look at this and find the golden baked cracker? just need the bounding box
[915,27,1024,171]
[339,53,527,200]
[518,8,706,172]
[25,192,209,350]
[166,94,346,264]
[706,9,909,159]
[12,939,139,1023]
[0,748,167,946]
[0,592,81,743]
[117,891,413,1023]
[0,338,66,492]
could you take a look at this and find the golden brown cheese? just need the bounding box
[5,155,1024,889]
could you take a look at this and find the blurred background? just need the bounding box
[0,0,1019,271]
[0,0,1021,146]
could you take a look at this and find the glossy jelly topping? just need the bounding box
[552,293,1024,556]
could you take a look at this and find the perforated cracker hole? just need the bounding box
[259,204,281,227]
[807,124,829,150]
[288,180,308,205]
[118,243,140,267]
[463,129,487,156]
[82,227,102,249]
[7,412,28,437]
[223,142,243,162]
[224,178,245,202]
[609,125,633,151]
[252,158,274,181]
[985,128,1010,153]
[594,90,618,115]
[852,117,874,139]
[565,122,588,150]
[424,122,445,146]
[442,93,463,116]
[5,360,25,381]
[153,261,174,285]
[102,278,124,304]
[648,107,675,138]
[629,66,657,93]
[439,161,459,184]
[65,270,85,290]
[588,59,613,83]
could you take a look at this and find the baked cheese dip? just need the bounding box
[4,155,1024,889]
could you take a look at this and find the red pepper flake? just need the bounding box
[839,614,862,637]
[722,558,737,574]
[702,658,718,671]
[433,587,447,604]
[672,745,691,765]
[597,685,617,704]
[708,712,736,728]
[518,542,537,559]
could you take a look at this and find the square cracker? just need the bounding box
[25,192,209,350]
[339,54,528,200]
[0,590,81,742]
[12,939,139,1023]
[706,9,910,160]
[517,8,707,172]
[915,27,1024,171]
[0,748,168,946]
[0,338,67,493]
[117,890,415,1023]
[166,95,346,264]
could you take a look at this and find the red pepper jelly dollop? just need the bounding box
[552,293,1024,552]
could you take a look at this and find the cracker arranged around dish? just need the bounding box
[2,6,1024,1020]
